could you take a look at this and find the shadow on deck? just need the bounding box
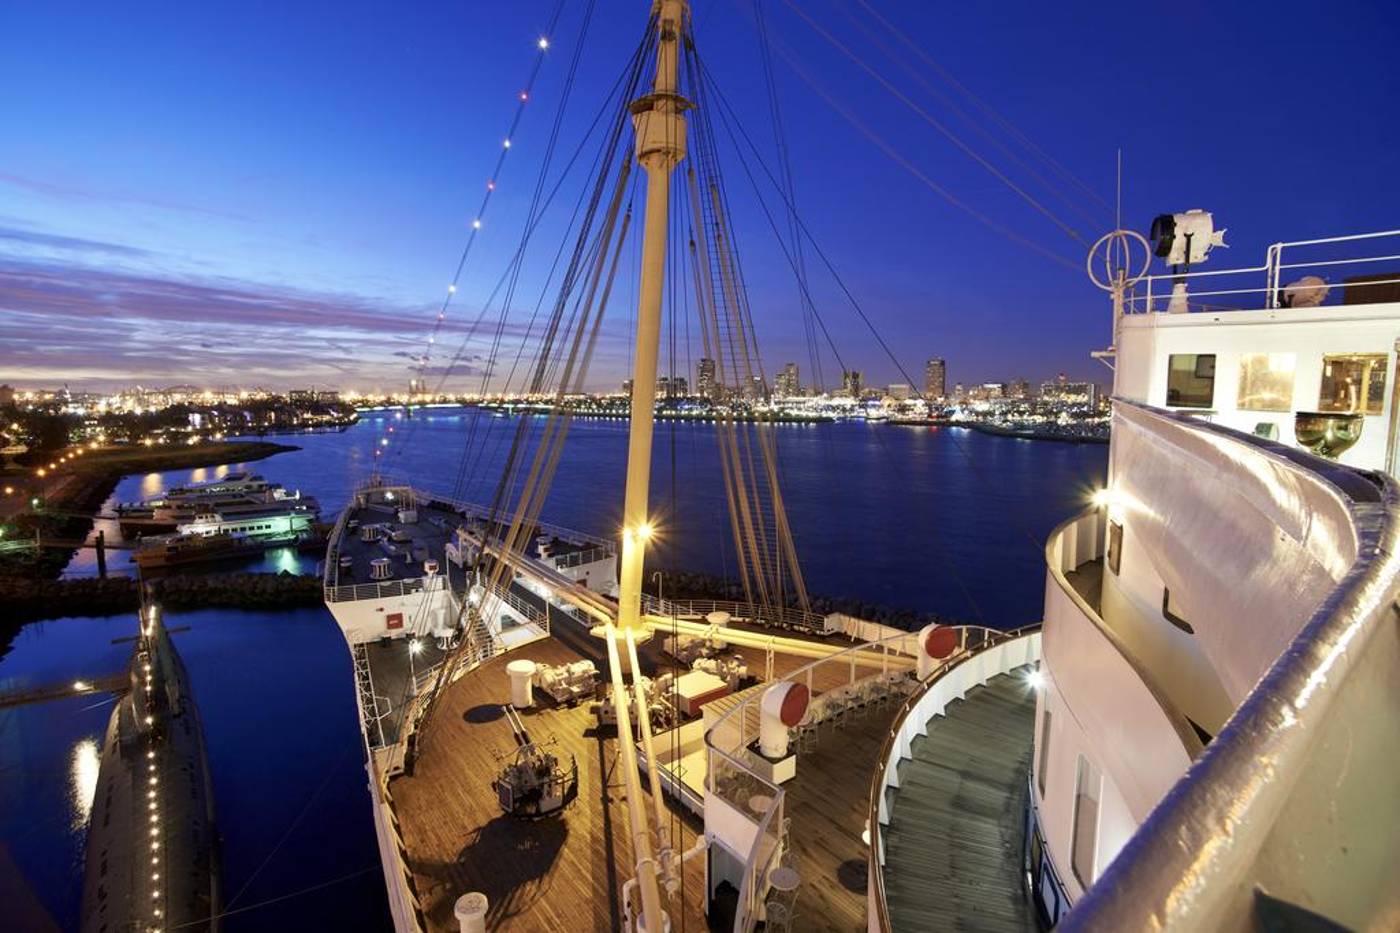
[882,670,1038,932]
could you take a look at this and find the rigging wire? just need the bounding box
[836,1,1109,230]
[779,0,1089,245]
[753,32,1081,271]
[852,0,1111,212]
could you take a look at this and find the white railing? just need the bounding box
[552,545,613,569]
[1125,229,1400,314]
[325,574,446,604]
[642,594,827,634]
[704,628,926,931]
[865,626,1042,933]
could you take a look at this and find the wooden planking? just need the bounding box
[389,637,710,932]
[882,671,1038,932]
[779,702,902,932]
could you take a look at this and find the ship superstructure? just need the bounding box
[863,227,1400,931]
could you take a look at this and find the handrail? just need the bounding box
[1124,228,1400,314]
[642,594,826,633]
[702,623,1018,931]
[864,624,1042,933]
[1044,509,1207,758]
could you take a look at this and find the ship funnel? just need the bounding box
[759,681,809,759]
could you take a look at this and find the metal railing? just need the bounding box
[863,624,1041,933]
[551,544,613,569]
[642,594,827,634]
[1124,229,1400,314]
[703,627,925,931]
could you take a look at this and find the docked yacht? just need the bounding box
[116,472,315,534]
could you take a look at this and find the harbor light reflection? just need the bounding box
[71,738,100,832]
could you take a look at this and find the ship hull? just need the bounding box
[80,621,219,933]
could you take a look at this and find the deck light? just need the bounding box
[73,680,90,691]
[637,522,654,541]
[410,639,423,655]
[1025,669,1045,691]
[1091,487,1115,508]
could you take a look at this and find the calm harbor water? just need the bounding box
[6,408,1104,930]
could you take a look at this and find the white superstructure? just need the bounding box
[1025,225,1400,929]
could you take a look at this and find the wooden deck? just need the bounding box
[781,701,900,931]
[389,636,711,932]
[881,670,1038,932]
[389,617,910,932]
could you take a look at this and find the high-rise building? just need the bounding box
[1040,378,1099,408]
[886,383,912,401]
[657,375,688,398]
[696,358,717,399]
[841,370,863,398]
[747,374,768,401]
[924,358,947,400]
[1010,378,1031,399]
[775,362,800,398]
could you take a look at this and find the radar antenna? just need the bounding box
[1086,228,1150,371]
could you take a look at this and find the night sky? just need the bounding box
[2,0,1397,393]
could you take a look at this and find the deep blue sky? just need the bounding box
[2,0,1397,392]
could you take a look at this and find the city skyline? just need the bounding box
[3,2,1398,392]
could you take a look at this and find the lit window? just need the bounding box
[1166,354,1216,408]
[1106,520,1123,576]
[1237,353,1296,412]
[1037,709,1052,796]
[1318,353,1388,415]
[1071,755,1101,886]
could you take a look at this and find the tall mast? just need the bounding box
[607,5,690,931]
[617,0,688,634]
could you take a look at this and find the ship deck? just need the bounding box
[881,669,1038,932]
[388,616,899,931]
[389,635,711,932]
[330,498,601,590]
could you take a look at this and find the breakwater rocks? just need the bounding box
[2,571,324,625]
[646,568,965,631]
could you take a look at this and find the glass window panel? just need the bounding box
[1319,353,1388,415]
[1237,353,1295,412]
[1071,755,1101,886]
[1166,353,1215,408]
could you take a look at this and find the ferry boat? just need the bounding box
[80,604,218,932]
[116,472,315,534]
[319,3,1399,931]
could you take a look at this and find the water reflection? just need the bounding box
[70,738,100,832]
[271,548,299,575]
[190,466,208,483]
[140,472,163,497]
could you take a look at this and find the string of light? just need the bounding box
[374,5,564,472]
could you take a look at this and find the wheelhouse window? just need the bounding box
[1318,353,1388,414]
[1071,755,1101,886]
[1237,353,1295,412]
[1166,353,1216,408]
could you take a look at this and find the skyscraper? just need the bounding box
[924,358,947,400]
[696,358,717,399]
[841,370,864,398]
[775,362,800,397]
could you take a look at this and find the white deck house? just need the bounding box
[1025,229,1400,929]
